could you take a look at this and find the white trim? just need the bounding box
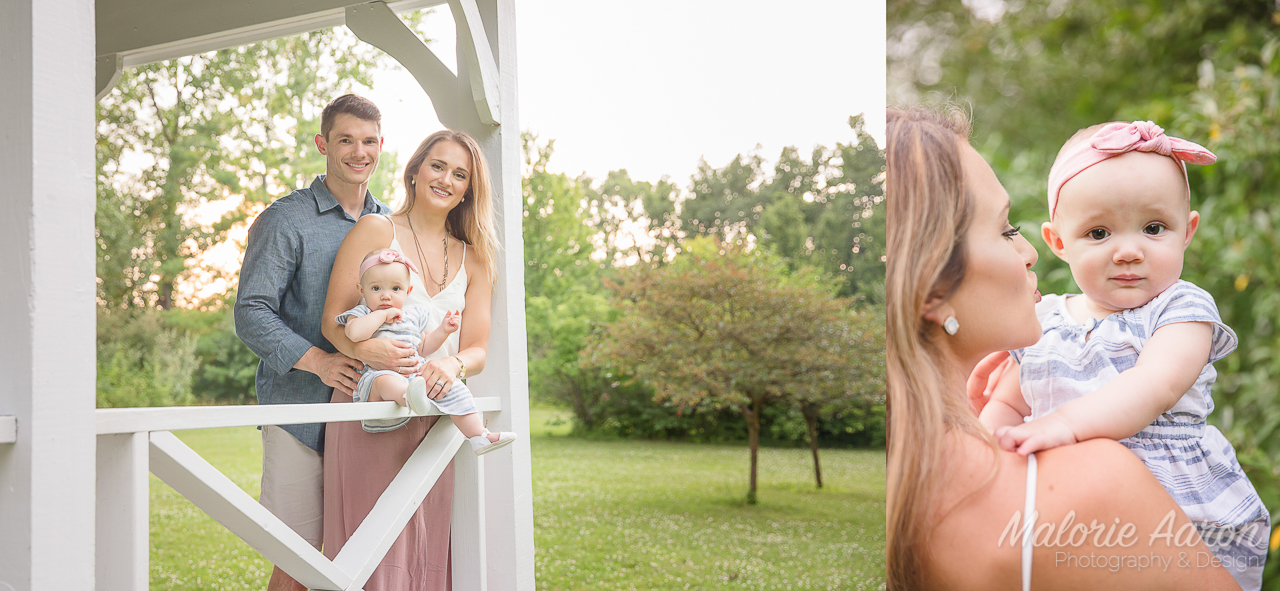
[96,397,501,435]
[149,431,352,590]
[0,416,15,444]
[345,1,463,128]
[109,0,443,69]
[95,433,150,591]
[448,0,501,125]
[451,443,488,590]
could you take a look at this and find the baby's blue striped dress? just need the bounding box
[1013,280,1268,591]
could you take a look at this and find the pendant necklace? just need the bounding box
[407,215,448,292]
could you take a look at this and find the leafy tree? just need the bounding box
[785,305,885,487]
[677,116,886,301]
[522,135,618,425]
[586,238,875,503]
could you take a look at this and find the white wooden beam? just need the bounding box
[97,0,442,69]
[345,1,463,129]
[0,0,97,589]
[149,431,352,591]
[96,433,149,591]
[447,0,501,126]
[333,422,465,589]
[455,0,535,588]
[97,397,501,435]
[451,442,487,590]
[0,416,16,444]
[95,54,123,101]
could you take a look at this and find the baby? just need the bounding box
[336,249,516,455]
[979,121,1268,589]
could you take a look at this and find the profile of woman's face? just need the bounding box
[937,143,1042,363]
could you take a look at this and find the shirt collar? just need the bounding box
[310,175,387,217]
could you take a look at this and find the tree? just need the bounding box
[521,135,619,425]
[587,238,874,503]
[677,116,886,301]
[785,305,885,487]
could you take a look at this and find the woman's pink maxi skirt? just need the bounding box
[324,390,454,590]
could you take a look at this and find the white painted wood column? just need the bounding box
[96,433,149,590]
[0,0,98,590]
[456,0,535,588]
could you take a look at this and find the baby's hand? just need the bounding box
[440,310,461,334]
[994,414,1078,456]
[382,307,404,323]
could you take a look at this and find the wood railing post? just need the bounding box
[95,432,149,591]
[451,445,487,590]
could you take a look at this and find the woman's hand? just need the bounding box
[418,355,463,399]
[354,339,420,375]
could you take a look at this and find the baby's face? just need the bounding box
[359,264,412,312]
[1047,151,1198,314]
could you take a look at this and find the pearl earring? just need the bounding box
[943,316,959,335]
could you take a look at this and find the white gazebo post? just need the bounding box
[0,0,99,590]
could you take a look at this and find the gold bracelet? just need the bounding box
[453,355,467,379]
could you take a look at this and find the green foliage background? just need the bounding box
[891,0,1280,580]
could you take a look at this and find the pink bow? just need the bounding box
[358,249,420,279]
[1047,121,1216,219]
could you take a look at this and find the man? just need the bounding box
[235,94,415,591]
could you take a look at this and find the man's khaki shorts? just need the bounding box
[259,425,323,548]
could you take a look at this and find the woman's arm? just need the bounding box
[996,321,1212,455]
[418,247,492,398]
[321,215,417,373]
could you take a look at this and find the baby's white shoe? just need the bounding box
[469,429,517,456]
[406,376,431,415]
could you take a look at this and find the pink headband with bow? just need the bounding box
[1047,121,1216,219]
[359,249,419,279]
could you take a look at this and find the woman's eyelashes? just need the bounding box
[1002,224,1021,239]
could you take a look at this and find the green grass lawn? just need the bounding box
[149,410,885,590]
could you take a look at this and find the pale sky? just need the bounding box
[368,0,886,185]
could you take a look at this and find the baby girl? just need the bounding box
[979,121,1269,589]
[336,249,516,455]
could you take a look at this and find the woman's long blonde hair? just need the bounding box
[886,106,998,589]
[397,130,500,285]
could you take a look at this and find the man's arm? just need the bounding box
[234,206,361,394]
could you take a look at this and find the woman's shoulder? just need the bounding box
[346,213,396,245]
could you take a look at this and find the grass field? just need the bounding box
[148,408,885,590]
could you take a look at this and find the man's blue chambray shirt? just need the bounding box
[234,175,392,453]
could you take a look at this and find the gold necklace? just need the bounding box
[406,215,448,292]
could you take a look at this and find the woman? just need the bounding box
[885,106,1241,590]
[321,129,499,589]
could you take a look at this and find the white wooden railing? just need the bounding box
[86,397,501,591]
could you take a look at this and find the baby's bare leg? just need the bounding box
[452,412,498,441]
[369,374,409,407]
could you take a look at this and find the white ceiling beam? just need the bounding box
[97,0,442,68]
[448,0,501,126]
[346,1,463,128]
